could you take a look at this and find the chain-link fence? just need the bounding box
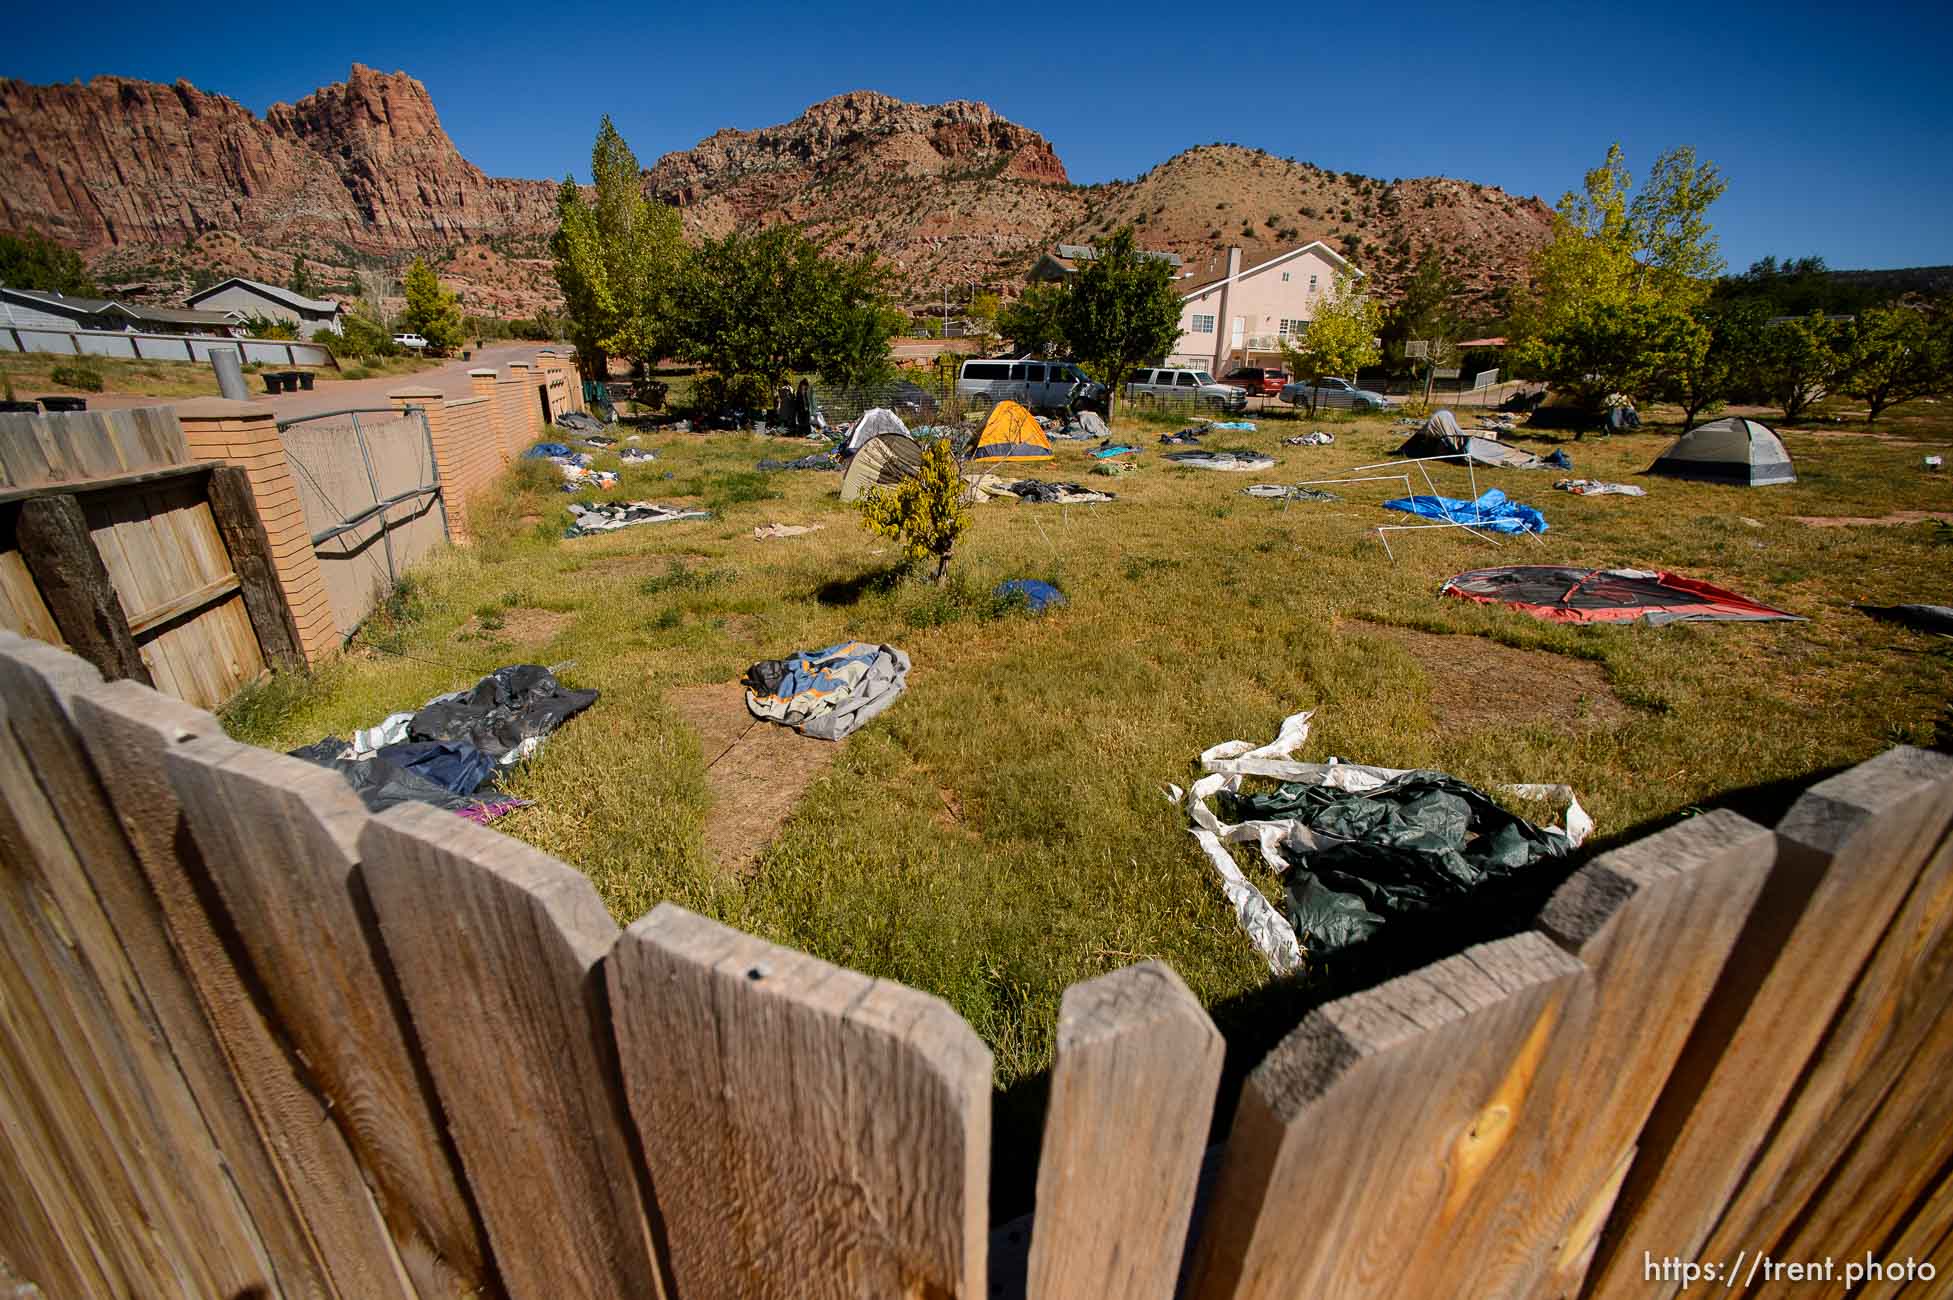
[278,407,447,638]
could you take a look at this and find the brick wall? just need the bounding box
[174,398,338,664]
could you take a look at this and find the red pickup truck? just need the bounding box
[1220,367,1290,396]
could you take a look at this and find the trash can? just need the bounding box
[40,396,87,412]
[263,373,286,395]
[294,371,316,392]
[280,371,303,391]
[0,400,39,413]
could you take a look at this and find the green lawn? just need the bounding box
[223,396,1953,1105]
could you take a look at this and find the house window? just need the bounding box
[1278,318,1310,340]
[1281,271,1291,282]
[1309,274,1319,292]
[1191,314,1215,334]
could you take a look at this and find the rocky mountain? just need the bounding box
[0,66,560,307]
[644,90,1084,293]
[0,70,1553,320]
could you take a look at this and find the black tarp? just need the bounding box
[411,665,599,761]
[1219,771,1571,958]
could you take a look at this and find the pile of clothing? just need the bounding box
[1159,429,1203,446]
[1284,431,1335,447]
[560,465,619,492]
[1092,459,1137,477]
[744,641,911,741]
[1168,708,1590,972]
[1381,488,1547,535]
[1165,450,1276,472]
[565,501,711,537]
[619,447,658,464]
[555,411,609,435]
[290,665,598,823]
[1007,479,1117,504]
[1554,478,1646,497]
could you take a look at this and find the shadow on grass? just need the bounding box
[814,564,907,607]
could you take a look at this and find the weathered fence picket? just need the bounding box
[1,625,1950,1299]
[609,904,992,1299]
[1588,746,1953,1297]
[359,804,665,1300]
[1027,960,1222,1300]
[167,732,490,1296]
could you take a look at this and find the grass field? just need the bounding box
[221,395,1953,1123]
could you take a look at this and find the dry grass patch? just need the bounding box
[1789,510,1953,528]
[1345,619,1634,733]
[665,682,840,874]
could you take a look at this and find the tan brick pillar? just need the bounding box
[175,397,339,664]
[469,368,511,462]
[508,361,541,439]
[536,351,562,420]
[389,387,471,546]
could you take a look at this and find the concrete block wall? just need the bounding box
[175,398,339,664]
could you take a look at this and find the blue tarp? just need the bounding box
[1380,488,1548,535]
[995,579,1066,612]
[1208,420,1257,431]
[526,442,573,458]
[1090,444,1140,459]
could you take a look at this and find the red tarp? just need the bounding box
[1440,566,1803,625]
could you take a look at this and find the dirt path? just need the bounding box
[1345,620,1633,732]
[1791,510,1953,528]
[666,682,839,874]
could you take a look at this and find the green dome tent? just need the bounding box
[1648,417,1796,485]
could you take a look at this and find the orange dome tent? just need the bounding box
[967,400,1054,464]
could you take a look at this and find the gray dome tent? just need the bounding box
[842,407,910,456]
[1648,417,1796,485]
[839,428,923,502]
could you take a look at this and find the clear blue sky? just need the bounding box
[8,0,1949,272]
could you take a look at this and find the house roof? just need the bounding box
[107,302,242,327]
[0,286,117,314]
[185,277,342,315]
[1179,241,1358,302]
[1046,243,1184,271]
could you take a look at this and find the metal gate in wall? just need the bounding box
[276,406,447,638]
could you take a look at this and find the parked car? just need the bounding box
[1123,367,1249,412]
[391,333,429,351]
[1220,366,1290,396]
[957,358,1108,415]
[1279,376,1387,411]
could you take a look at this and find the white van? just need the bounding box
[1123,367,1248,412]
[957,358,1108,415]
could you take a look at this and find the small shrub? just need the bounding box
[340,365,371,380]
[50,364,104,392]
[858,440,969,584]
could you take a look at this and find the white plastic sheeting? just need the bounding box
[1166,707,1593,974]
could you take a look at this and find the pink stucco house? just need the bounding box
[1166,242,1359,373]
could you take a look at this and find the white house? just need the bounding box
[1166,242,1358,373]
[184,278,344,339]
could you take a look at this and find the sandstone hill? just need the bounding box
[0,69,1553,320]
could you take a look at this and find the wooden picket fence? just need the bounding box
[1,626,1949,1299]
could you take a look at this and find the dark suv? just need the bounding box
[1221,367,1290,396]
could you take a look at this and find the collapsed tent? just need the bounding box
[842,407,910,456]
[744,641,910,741]
[1168,708,1590,971]
[565,501,710,537]
[1245,485,1340,502]
[758,451,840,471]
[1440,565,1804,624]
[1382,488,1547,535]
[839,429,923,502]
[1073,410,1110,438]
[1008,480,1114,504]
[1090,444,1140,459]
[967,400,1054,464]
[556,410,608,434]
[1165,450,1276,472]
[1856,604,1953,635]
[1648,417,1796,485]
[290,664,596,821]
[1393,409,1558,469]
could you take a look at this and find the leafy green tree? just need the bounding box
[241,313,299,341]
[400,257,465,354]
[997,282,1070,356]
[857,439,969,584]
[0,231,97,295]
[676,224,898,400]
[1511,143,1726,405]
[1281,269,1384,410]
[1758,311,1849,423]
[1383,250,1461,370]
[1836,301,1952,425]
[1059,227,1183,418]
[551,117,687,378]
[966,291,1002,354]
[1662,301,1769,426]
